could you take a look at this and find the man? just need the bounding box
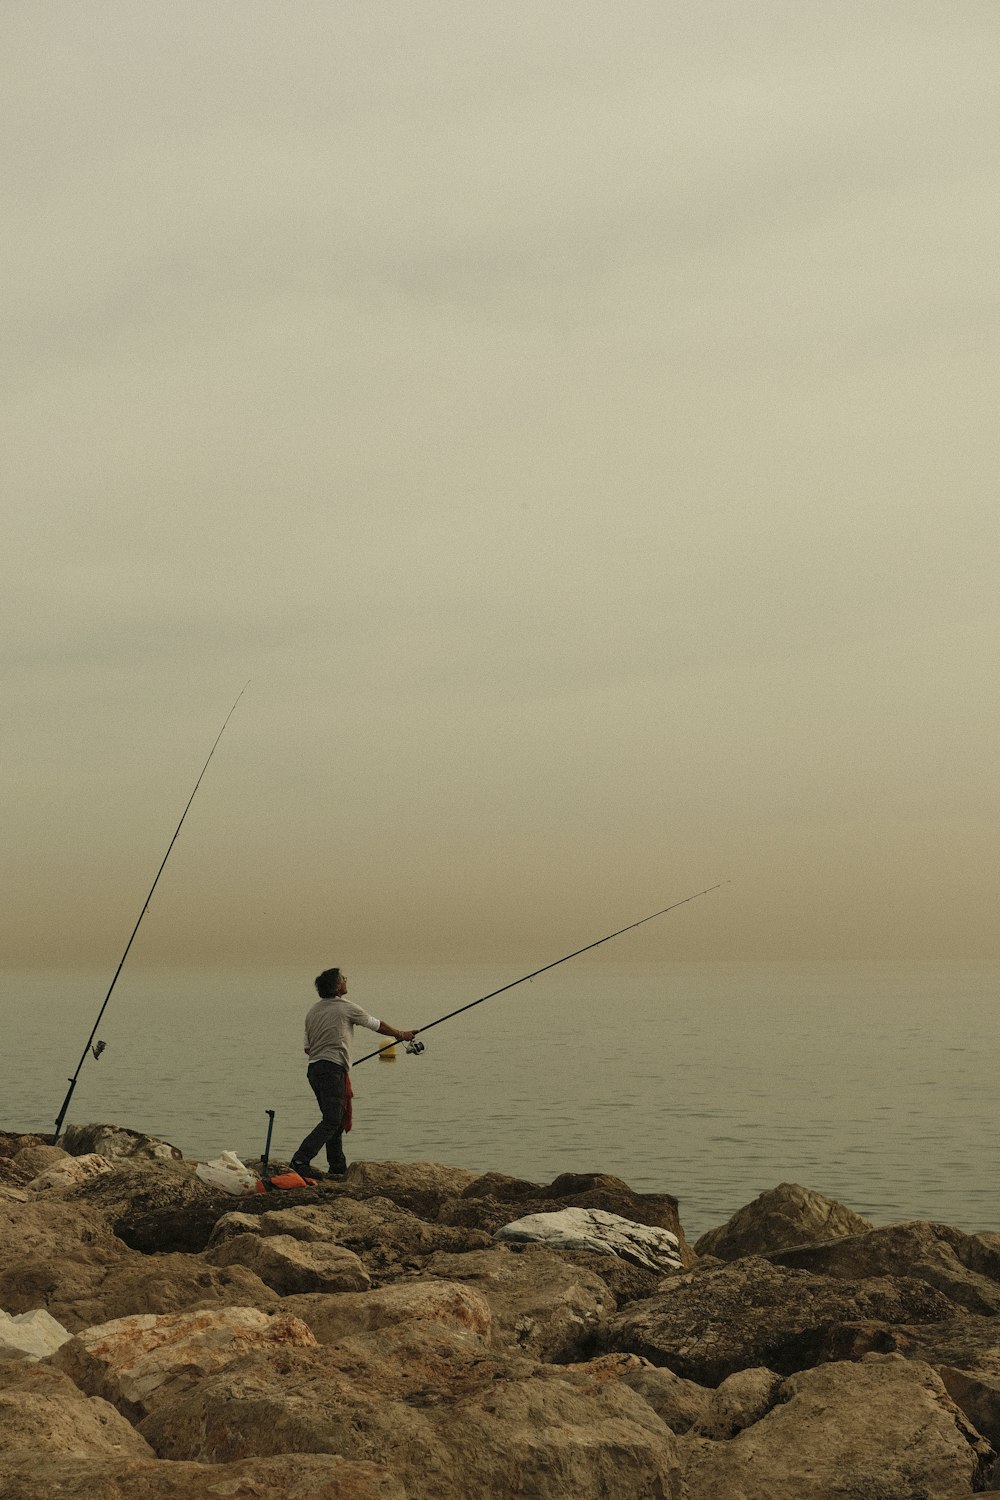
[291,967,417,1179]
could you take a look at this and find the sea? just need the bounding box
[3,959,997,1241]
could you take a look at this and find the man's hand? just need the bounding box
[398,1029,417,1043]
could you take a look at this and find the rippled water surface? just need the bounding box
[4,959,997,1238]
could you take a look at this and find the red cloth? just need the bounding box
[342,1071,353,1133]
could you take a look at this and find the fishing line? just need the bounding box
[354,881,726,1065]
[52,684,249,1142]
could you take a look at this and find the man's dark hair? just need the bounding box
[315,968,341,999]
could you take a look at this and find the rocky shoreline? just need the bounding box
[3,1125,1000,1498]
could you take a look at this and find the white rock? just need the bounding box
[0,1308,73,1361]
[27,1153,115,1193]
[495,1207,682,1274]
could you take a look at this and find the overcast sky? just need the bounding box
[3,2,998,970]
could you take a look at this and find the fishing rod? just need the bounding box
[52,685,249,1143]
[355,881,726,1065]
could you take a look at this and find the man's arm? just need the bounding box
[377,1021,418,1043]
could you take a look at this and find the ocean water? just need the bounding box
[3,959,997,1240]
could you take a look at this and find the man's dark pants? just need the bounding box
[293,1060,348,1174]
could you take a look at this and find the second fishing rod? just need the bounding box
[353,882,725,1066]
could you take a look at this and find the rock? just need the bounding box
[51,1252,278,1332]
[0,1132,50,1159]
[63,1158,233,1253]
[621,1364,714,1433]
[447,1171,693,1265]
[421,1245,615,1361]
[12,1145,67,1177]
[204,1232,370,1294]
[0,1359,153,1461]
[205,1210,260,1245]
[51,1306,319,1421]
[562,1352,782,1442]
[825,1313,1000,1372]
[342,1159,480,1218]
[259,1203,376,1242]
[0,1135,52,1192]
[767,1220,1000,1314]
[680,1353,994,1498]
[690,1366,783,1439]
[0,1308,72,1361]
[27,1153,115,1193]
[554,1351,717,1439]
[460,1170,540,1202]
[236,1196,492,1275]
[560,1250,662,1307]
[960,1230,1000,1283]
[598,1255,960,1385]
[827,1317,1000,1451]
[938,1366,1000,1455]
[59,1123,183,1162]
[694,1181,873,1261]
[282,1280,493,1345]
[137,1321,683,1499]
[0,1193,275,1334]
[0,1199,128,1317]
[0,1453,407,1500]
[495,1206,682,1274]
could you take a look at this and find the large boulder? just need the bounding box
[204,1231,370,1294]
[558,1249,663,1308]
[50,1252,278,1333]
[0,1135,53,1192]
[51,1306,319,1421]
[282,1280,493,1345]
[598,1255,960,1385]
[420,1245,615,1361]
[962,1230,1000,1282]
[825,1317,1000,1452]
[679,1353,994,1498]
[59,1123,183,1163]
[694,1182,873,1261]
[137,1321,683,1499]
[689,1366,784,1439]
[340,1159,480,1217]
[768,1220,1000,1314]
[620,1364,714,1433]
[495,1206,682,1274]
[0,1453,406,1500]
[0,1359,153,1461]
[0,1199,128,1316]
[562,1352,783,1442]
[11,1145,67,1178]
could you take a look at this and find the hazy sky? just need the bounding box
[4,2,998,970]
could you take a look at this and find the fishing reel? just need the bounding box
[405,1039,425,1055]
[90,1040,106,1061]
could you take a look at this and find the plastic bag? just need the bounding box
[195,1151,259,1195]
